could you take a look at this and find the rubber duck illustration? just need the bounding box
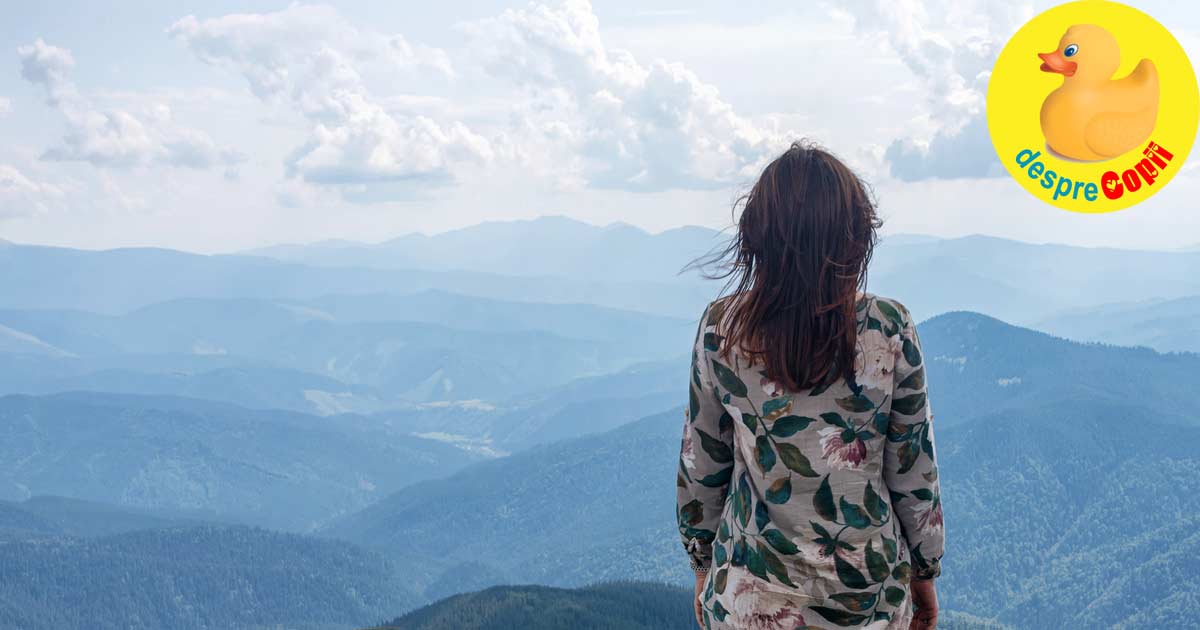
[1038,24,1159,161]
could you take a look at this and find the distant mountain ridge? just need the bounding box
[240,217,1200,325]
[918,310,1200,428]
[0,495,213,540]
[0,291,692,406]
[1033,295,1200,354]
[243,216,725,283]
[0,240,713,317]
[0,392,485,531]
[8,219,1200,332]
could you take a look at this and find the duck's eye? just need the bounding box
[1064,44,1079,57]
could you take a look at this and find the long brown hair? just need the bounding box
[692,141,881,391]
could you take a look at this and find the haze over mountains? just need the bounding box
[1,217,1197,629]
[1035,295,1200,354]
[6,216,1200,326]
[241,216,1200,324]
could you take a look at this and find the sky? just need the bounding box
[2,0,1200,253]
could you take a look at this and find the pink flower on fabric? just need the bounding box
[680,416,698,471]
[761,375,783,397]
[818,426,867,470]
[799,538,865,573]
[911,499,944,537]
[854,328,902,391]
[730,578,809,630]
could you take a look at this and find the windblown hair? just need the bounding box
[692,141,882,391]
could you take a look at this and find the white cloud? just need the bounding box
[885,115,1004,180]
[0,96,11,116]
[460,0,791,192]
[0,163,65,218]
[17,39,76,105]
[169,4,493,201]
[837,0,1033,180]
[17,38,239,170]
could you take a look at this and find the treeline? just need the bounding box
[0,526,415,630]
[369,581,696,630]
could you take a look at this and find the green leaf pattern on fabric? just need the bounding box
[678,294,945,629]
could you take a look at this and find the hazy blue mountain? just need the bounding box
[239,217,1200,323]
[868,235,1200,323]
[0,392,485,531]
[324,407,685,596]
[3,363,386,416]
[0,292,693,403]
[0,526,415,630]
[0,500,57,540]
[10,224,1200,326]
[80,292,688,357]
[244,215,725,283]
[918,311,1200,429]
[0,495,212,540]
[326,313,1200,628]
[375,358,682,454]
[0,241,712,318]
[0,322,77,357]
[1033,295,1200,354]
[304,289,692,345]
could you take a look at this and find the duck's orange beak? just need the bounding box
[1039,50,1077,76]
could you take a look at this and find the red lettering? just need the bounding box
[1135,159,1159,186]
[1145,141,1174,163]
[1101,170,1122,199]
[1122,169,1142,192]
[1095,142,1173,201]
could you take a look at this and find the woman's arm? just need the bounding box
[882,301,945,581]
[677,302,735,574]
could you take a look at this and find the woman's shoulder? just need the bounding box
[701,294,737,328]
[858,292,915,331]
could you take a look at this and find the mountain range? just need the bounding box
[0,290,692,407]
[0,392,486,531]
[6,218,1200,327]
[1034,295,1200,354]
[239,217,1200,324]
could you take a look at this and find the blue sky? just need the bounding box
[2,0,1200,252]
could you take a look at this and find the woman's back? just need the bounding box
[678,290,944,629]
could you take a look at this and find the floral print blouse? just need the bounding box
[677,293,945,630]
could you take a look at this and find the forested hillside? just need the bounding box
[0,392,484,530]
[367,582,696,630]
[0,526,414,630]
[919,311,1200,428]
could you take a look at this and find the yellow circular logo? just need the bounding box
[987,0,1199,212]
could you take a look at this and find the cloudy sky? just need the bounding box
[2,0,1199,253]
